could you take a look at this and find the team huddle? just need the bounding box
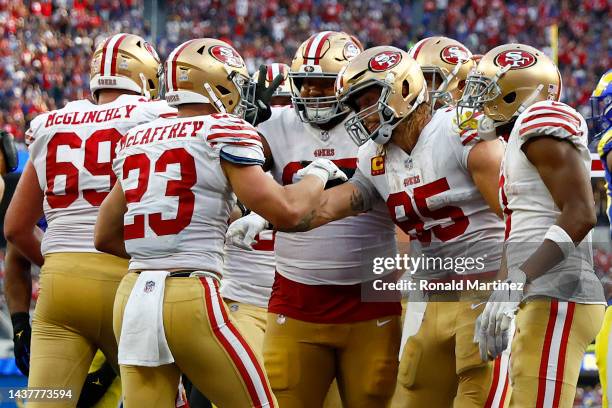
[2,29,612,408]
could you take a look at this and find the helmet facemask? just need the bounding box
[422,60,464,110]
[457,65,510,128]
[341,80,426,146]
[290,72,347,125]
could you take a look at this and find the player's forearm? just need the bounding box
[3,244,32,314]
[520,201,596,282]
[269,175,325,229]
[4,227,44,267]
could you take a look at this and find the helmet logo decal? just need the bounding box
[209,45,244,68]
[343,41,361,60]
[440,45,470,64]
[494,50,536,70]
[369,51,402,72]
[304,65,315,73]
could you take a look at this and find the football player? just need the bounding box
[93,38,346,408]
[228,31,403,408]
[408,36,475,109]
[4,33,174,406]
[230,44,509,407]
[461,44,606,407]
[590,68,612,407]
[221,62,291,358]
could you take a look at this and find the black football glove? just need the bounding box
[77,360,117,407]
[243,65,285,126]
[0,130,18,175]
[11,312,31,377]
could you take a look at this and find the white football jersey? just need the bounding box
[258,106,397,285]
[114,113,265,273]
[352,107,504,279]
[27,95,175,254]
[501,100,605,303]
[221,229,276,308]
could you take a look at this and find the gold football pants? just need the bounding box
[27,252,127,408]
[263,313,400,408]
[391,300,509,408]
[114,274,276,408]
[509,300,604,408]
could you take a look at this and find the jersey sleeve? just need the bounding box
[517,101,587,148]
[448,109,481,170]
[25,113,47,148]
[598,129,612,160]
[138,100,177,121]
[208,115,265,166]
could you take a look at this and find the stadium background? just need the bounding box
[0,0,609,406]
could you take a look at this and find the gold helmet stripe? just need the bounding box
[101,33,128,76]
[303,31,333,64]
[166,39,198,92]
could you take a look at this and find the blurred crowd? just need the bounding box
[0,0,610,146]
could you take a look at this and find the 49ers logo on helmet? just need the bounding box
[209,45,244,68]
[369,51,402,72]
[343,42,361,60]
[440,45,470,65]
[494,50,537,70]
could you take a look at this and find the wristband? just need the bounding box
[544,224,574,260]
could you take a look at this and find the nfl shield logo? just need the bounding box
[144,281,155,293]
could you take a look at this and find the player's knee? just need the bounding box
[360,357,398,398]
[397,338,422,389]
[263,346,297,391]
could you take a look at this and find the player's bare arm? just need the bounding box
[4,161,44,266]
[278,182,368,232]
[519,136,596,281]
[223,160,345,229]
[94,182,130,259]
[467,139,504,218]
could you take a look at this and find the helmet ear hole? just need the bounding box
[402,80,409,98]
[148,79,156,90]
[216,85,231,95]
[503,92,516,103]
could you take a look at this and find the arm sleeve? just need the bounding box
[348,167,382,211]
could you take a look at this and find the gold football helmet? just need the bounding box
[90,33,162,100]
[458,43,561,123]
[408,36,474,107]
[251,63,291,105]
[335,46,427,146]
[164,38,252,115]
[289,31,363,124]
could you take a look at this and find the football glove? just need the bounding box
[226,212,269,251]
[474,268,525,361]
[11,312,31,377]
[243,65,284,126]
[77,360,117,407]
[295,158,348,185]
[0,130,18,175]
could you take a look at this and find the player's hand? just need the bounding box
[78,360,117,407]
[295,159,348,185]
[243,65,284,126]
[0,130,18,175]
[474,269,524,361]
[226,212,269,250]
[11,312,31,377]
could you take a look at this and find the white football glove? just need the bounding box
[295,159,348,185]
[226,212,269,251]
[474,268,525,361]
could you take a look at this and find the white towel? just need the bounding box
[118,271,174,366]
